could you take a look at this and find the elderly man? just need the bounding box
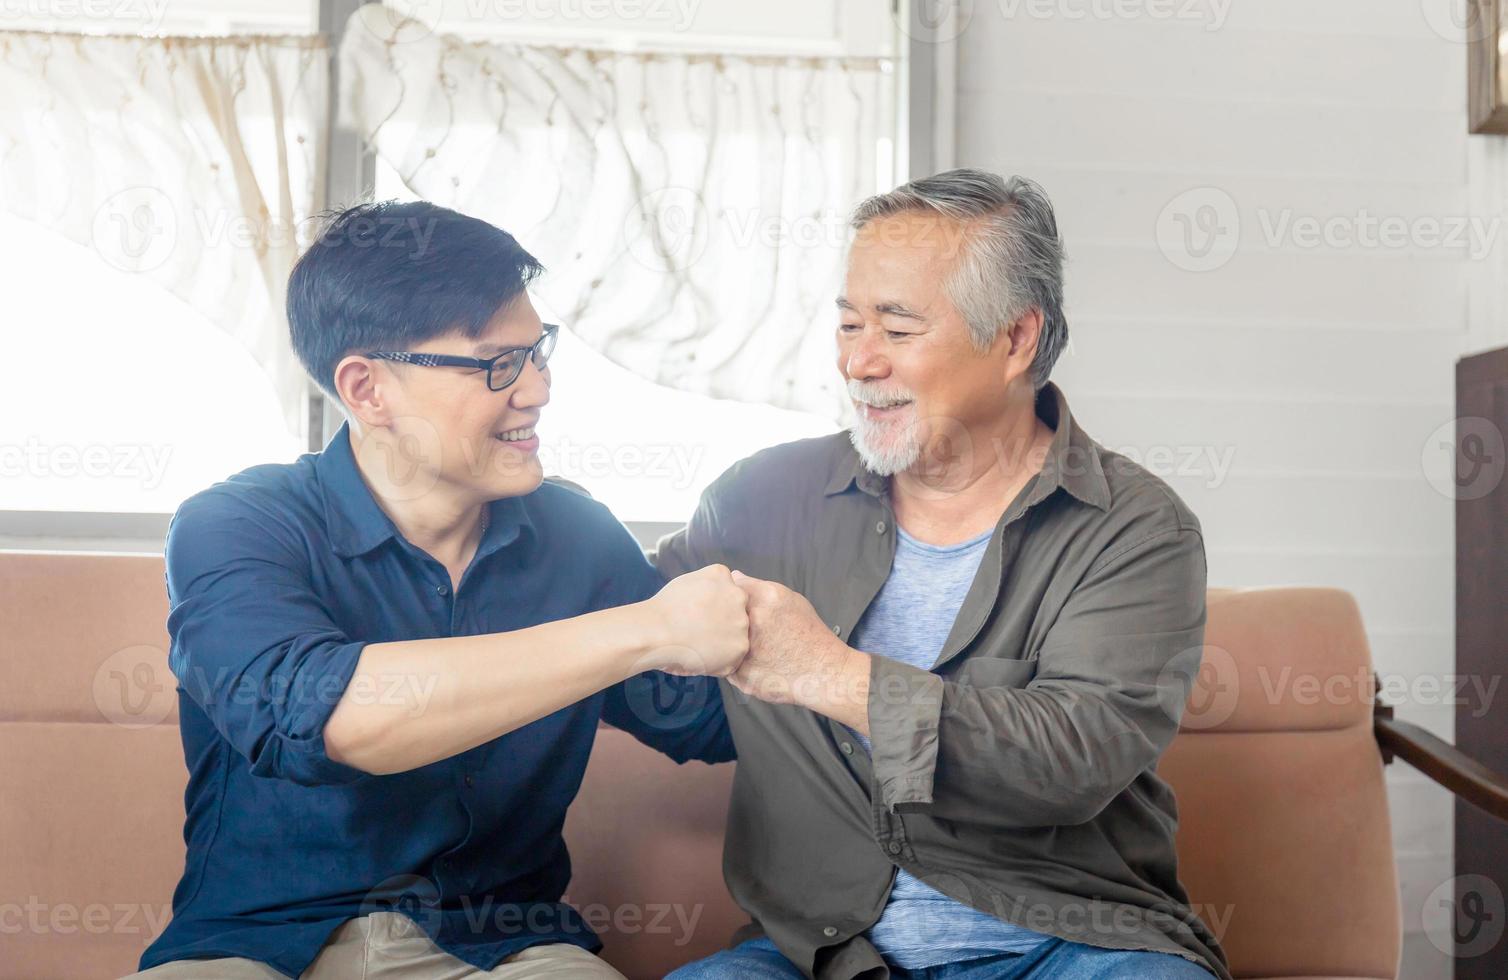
[656,170,1232,980]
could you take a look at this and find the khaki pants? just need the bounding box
[121,911,627,980]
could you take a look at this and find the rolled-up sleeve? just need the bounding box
[164,492,369,787]
[869,524,1207,828]
[596,517,734,765]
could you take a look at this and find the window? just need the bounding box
[0,0,314,36]
[371,160,839,524]
[2,0,902,529]
[0,213,305,513]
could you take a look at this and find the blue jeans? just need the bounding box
[665,936,1216,980]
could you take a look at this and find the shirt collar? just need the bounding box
[823,380,1112,512]
[315,422,535,560]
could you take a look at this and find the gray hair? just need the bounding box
[849,169,1068,389]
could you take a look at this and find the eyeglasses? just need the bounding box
[365,323,560,392]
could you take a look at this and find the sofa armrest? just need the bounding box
[1373,673,1508,823]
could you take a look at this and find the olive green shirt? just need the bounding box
[652,381,1232,980]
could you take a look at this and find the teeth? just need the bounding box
[496,426,536,442]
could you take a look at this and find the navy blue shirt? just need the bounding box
[140,424,731,978]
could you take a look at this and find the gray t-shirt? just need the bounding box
[850,525,1052,969]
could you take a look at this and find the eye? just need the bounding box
[886,330,910,340]
[838,321,861,333]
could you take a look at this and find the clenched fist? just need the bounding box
[724,571,873,733]
[642,564,751,677]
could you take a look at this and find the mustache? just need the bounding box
[847,379,915,409]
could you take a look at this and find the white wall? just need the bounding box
[953,1,1508,975]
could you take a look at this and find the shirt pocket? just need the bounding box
[949,656,1037,690]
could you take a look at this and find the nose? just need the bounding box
[843,329,890,383]
[509,358,551,412]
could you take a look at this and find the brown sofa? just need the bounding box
[4,551,1505,979]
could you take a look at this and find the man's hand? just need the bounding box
[641,564,750,677]
[728,571,872,733]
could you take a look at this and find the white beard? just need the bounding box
[849,410,922,477]
[847,378,923,477]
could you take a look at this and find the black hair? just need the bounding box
[287,200,545,398]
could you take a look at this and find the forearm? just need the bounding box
[788,639,874,736]
[324,600,666,774]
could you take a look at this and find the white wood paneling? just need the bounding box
[954,1,1499,974]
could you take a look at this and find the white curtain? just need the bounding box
[340,6,894,421]
[0,30,328,437]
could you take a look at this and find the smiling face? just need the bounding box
[838,210,1026,477]
[337,293,552,505]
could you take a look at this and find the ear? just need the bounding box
[332,354,396,429]
[1000,307,1043,385]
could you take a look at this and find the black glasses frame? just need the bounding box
[365,323,560,391]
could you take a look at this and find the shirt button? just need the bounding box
[840,742,854,756]
[832,624,841,635]
[822,926,838,938]
[436,584,450,597]
[876,520,887,534]
[888,841,902,855]
[463,774,474,788]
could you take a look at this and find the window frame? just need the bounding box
[2,0,949,549]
